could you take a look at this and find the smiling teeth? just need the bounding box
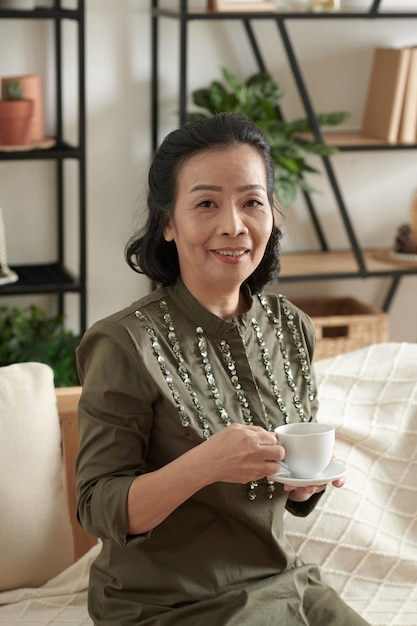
[217,250,245,257]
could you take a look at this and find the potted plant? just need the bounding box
[187,69,350,207]
[0,304,81,387]
[0,79,33,146]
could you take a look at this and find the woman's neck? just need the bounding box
[184,281,250,319]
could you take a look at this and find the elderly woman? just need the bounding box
[76,113,369,625]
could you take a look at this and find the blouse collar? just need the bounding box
[166,278,259,338]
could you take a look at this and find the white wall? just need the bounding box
[0,0,416,342]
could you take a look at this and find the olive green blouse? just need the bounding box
[76,280,369,626]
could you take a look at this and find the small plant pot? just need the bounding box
[2,75,44,143]
[0,99,34,146]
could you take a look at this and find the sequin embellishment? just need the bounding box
[135,293,316,500]
[258,293,316,409]
[134,310,192,429]
[196,327,232,428]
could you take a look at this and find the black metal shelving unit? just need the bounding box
[0,0,86,332]
[151,0,417,313]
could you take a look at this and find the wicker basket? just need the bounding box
[291,296,389,360]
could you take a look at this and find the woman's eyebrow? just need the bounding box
[237,184,265,192]
[190,184,221,192]
[190,184,265,192]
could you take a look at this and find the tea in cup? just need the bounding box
[274,422,335,479]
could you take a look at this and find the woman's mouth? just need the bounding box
[216,249,246,257]
[212,249,249,263]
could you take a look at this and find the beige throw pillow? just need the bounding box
[0,362,73,590]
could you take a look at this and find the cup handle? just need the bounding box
[276,435,289,473]
[278,460,290,473]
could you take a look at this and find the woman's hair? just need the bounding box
[125,112,282,293]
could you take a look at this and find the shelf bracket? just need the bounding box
[275,17,367,276]
[369,0,382,16]
[242,18,329,251]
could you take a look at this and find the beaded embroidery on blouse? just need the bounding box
[134,293,316,500]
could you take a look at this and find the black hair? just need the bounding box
[125,112,282,293]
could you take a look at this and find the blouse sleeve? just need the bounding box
[75,319,156,547]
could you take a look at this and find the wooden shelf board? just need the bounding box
[279,248,417,279]
[321,132,388,146]
[298,130,417,148]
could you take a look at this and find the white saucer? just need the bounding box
[268,461,346,487]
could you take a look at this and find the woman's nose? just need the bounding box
[219,207,248,236]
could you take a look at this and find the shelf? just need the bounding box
[0,7,81,20]
[300,131,417,151]
[279,248,417,281]
[155,7,417,20]
[0,2,87,330]
[0,140,81,161]
[0,263,79,295]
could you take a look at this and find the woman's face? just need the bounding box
[163,144,273,305]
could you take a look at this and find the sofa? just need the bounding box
[0,343,416,625]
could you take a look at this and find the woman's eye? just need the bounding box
[197,200,215,208]
[245,199,263,208]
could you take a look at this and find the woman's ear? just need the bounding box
[273,198,283,228]
[163,219,174,242]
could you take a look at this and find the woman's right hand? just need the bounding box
[196,423,285,485]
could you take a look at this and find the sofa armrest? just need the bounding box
[56,387,98,561]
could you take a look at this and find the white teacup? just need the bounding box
[274,422,335,479]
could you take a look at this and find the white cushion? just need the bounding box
[0,362,73,590]
[285,343,417,626]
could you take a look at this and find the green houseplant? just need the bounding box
[187,69,350,207]
[0,304,81,387]
[0,79,33,146]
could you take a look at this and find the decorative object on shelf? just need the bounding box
[361,46,412,144]
[0,79,33,146]
[308,0,340,10]
[0,304,81,387]
[392,189,417,260]
[1,74,44,143]
[207,0,275,11]
[395,224,415,253]
[284,0,312,10]
[188,68,349,207]
[398,47,417,144]
[286,0,340,9]
[0,208,18,286]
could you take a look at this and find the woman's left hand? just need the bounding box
[284,474,345,502]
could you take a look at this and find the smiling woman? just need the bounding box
[75,113,370,626]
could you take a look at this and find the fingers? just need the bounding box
[284,483,327,502]
[231,424,284,460]
[202,423,286,484]
[283,483,326,494]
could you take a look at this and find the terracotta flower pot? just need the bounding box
[2,75,44,143]
[0,99,34,146]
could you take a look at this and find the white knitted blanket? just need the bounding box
[286,342,417,626]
